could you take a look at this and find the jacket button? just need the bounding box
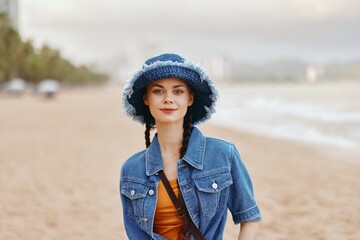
[148,189,154,196]
[130,190,135,196]
[212,182,218,189]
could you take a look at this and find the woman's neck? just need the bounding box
[156,122,183,154]
[156,122,184,179]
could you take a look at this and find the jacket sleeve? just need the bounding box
[227,143,262,224]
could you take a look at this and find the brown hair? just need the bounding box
[179,108,193,158]
[144,108,154,148]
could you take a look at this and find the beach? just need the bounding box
[1,87,359,240]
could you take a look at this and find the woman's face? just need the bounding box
[144,77,194,126]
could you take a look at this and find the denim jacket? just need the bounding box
[120,127,262,239]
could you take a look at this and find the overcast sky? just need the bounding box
[19,0,360,66]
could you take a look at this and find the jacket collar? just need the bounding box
[145,127,206,176]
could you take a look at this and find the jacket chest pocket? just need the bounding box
[120,181,150,220]
[194,169,233,217]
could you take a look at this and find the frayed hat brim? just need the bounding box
[122,54,218,125]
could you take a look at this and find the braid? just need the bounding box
[145,121,152,148]
[144,108,154,148]
[180,108,193,158]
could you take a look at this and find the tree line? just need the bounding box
[0,13,108,85]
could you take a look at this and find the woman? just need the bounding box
[121,53,262,240]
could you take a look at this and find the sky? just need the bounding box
[19,0,360,67]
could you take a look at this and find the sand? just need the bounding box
[1,87,359,240]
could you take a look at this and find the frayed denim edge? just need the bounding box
[122,59,219,125]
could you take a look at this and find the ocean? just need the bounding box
[210,80,360,157]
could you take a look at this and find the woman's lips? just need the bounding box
[160,108,177,113]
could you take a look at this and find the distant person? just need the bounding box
[120,53,262,239]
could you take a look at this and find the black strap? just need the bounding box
[158,170,204,240]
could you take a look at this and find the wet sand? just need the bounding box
[1,87,359,240]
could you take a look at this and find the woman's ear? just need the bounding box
[188,93,194,106]
[143,94,149,106]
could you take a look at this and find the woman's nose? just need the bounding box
[163,94,173,104]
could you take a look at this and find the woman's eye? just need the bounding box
[153,89,164,94]
[174,89,184,94]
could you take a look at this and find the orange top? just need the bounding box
[154,179,184,240]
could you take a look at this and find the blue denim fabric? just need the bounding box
[120,127,262,239]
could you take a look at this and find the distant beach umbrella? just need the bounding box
[5,78,26,95]
[37,79,60,98]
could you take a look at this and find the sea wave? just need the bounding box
[212,82,360,150]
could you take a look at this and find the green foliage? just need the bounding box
[0,13,107,85]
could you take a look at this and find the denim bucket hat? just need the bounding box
[122,53,218,125]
